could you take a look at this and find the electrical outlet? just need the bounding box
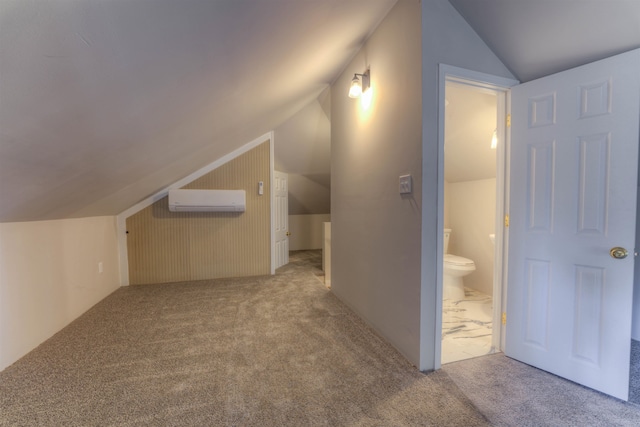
[399,174,412,194]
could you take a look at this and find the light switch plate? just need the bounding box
[399,174,412,194]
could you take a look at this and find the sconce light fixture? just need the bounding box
[348,69,370,99]
[491,129,498,149]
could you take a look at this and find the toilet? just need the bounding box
[443,229,476,300]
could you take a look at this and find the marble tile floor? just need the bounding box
[442,287,496,364]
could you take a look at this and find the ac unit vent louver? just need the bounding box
[168,189,246,212]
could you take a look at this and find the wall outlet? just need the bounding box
[98,261,103,274]
[399,174,412,194]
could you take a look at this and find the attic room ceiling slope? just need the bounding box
[0,0,397,222]
[450,0,640,82]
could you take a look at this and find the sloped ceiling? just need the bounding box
[0,0,396,222]
[274,88,331,215]
[4,1,639,223]
[274,87,330,176]
[450,0,640,82]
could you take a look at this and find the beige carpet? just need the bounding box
[0,251,488,426]
[1,250,640,426]
[444,352,640,426]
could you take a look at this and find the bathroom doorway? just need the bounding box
[440,75,510,365]
[437,58,640,399]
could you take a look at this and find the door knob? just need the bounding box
[286,231,291,236]
[610,247,628,259]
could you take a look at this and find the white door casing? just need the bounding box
[506,49,640,400]
[435,64,519,370]
[274,171,289,269]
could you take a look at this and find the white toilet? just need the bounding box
[443,229,476,300]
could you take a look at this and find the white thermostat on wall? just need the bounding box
[399,174,412,194]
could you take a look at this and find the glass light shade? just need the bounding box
[349,76,362,98]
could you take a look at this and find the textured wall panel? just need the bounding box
[127,140,271,285]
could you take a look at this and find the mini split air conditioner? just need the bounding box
[168,189,246,212]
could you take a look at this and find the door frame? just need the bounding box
[270,134,277,274]
[435,64,518,368]
[272,170,290,271]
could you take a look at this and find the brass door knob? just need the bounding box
[610,247,628,259]
[286,231,291,236]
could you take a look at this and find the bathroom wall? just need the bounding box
[447,178,496,296]
[443,80,498,298]
[443,180,451,229]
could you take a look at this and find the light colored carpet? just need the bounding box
[630,339,640,405]
[0,251,488,426]
[443,352,640,426]
[2,250,640,426]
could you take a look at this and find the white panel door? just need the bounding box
[506,49,640,400]
[274,171,289,269]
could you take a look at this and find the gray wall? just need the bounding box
[331,0,514,370]
[332,0,423,366]
[420,0,514,368]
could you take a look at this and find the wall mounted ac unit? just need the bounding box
[168,189,246,212]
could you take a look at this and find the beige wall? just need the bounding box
[0,216,120,371]
[443,180,451,229]
[289,214,331,251]
[447,178,496,295]
[331,0,424,365]
[126,140,271,285]
[287,173,330,215]
[419,0,514,369]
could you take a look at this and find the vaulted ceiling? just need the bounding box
[0,0,396,222]
[2,0,639,223]
[449,0,640,82]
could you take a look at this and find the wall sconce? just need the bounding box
[491,129,497,149]
[348,69,370,98]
